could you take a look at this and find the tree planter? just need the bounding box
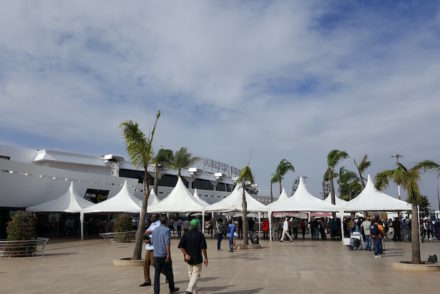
[391,261,440,272]
[113,257,144,267]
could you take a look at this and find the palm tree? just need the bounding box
[270,173,279,203]
[236,165,255,246]
[120,111,160,260]
[274,159,295,194]
[172,147,199,177]
[152,148,173,195]
[326,150,348,206]
[354,155,371,189]
[375,161,437,264]
[337,167,360,200]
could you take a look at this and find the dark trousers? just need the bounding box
[154,257,175,294]
[217,233,223,250]
[292,228,298,239]
[374,237,383,256]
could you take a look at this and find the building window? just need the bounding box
[216,182,227,191]
[192,179,214,191]
[84,189,110,204]
[119,168,154,184]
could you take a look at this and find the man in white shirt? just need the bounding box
[140,214,161,287]
[280,218,293,242]
[361,217,372,251]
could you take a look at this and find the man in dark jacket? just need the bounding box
[178,219,208,294]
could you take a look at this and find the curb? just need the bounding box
[391,262,440,272]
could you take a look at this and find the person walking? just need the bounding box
[216,218,225,250]
[280,218,293,242]
[370,218,385,258]
[262,218,269,240]
[227,220,236,252]
[151,215,179,294]
[140,214,163,287]
[178,219,208,294]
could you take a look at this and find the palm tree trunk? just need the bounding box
[279,179,282,195]
[133,168,150,260]
[411,203,421,264]
[270,182,273,203]
[322,180,326,200]
[178,168,181,178]
[242,189,249,245]
[154,162,159,195]
[329,168,336,219]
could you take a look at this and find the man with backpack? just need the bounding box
[370,217,385,258]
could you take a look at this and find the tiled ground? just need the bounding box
[1,238,439,294]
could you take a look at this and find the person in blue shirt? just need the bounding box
[151,215,179,294]
[227,219,236,252]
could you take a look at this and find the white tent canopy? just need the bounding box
[269,177,340,212]
[192,188,209,207]
[83,180,142,213]
[148,177,204,213]
[27,181,94,240]
[341,175,412,212]
[206,185,268,212]
[148,189,160,206]
[267,188,289,208]
[324,194,348,207]
[27,181,93,213]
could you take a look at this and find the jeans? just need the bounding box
[217,233,223,250]
[154,257,175,294]
[229,236,234,251]
[365,236,371,251]
[374,237,383,256]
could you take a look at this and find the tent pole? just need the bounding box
[340,210,344,244]
[258,212,261,238]
[269,210,272,241]
[80,212,84,241]
[202,209,205,234]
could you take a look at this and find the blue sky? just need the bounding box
[1,1,440,208]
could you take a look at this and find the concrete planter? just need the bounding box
[113,257,144,267]
[391,261,440,272]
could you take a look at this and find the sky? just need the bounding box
[1,1,440,209]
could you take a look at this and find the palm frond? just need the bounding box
[375,170,394,190]
[413,160,440,177]
[237,165,254,185]
[327,149,349,168]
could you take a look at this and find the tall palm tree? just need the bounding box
[120,111,160,260]
[354,155,371,189]
[327,150,348,206]
[152,148,173,195]
[375,161,436,264]
[236,165,255,246]
[274,159,295,194]
[270,173,279,203]
[337,167,359,200]
[172,147,199,177]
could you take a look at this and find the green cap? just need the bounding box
[190,219,200,228]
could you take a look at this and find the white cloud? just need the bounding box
[0,1,440,206]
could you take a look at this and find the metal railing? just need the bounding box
[0,238,49,257]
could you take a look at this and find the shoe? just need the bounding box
[139,281,151,287]
[289,240,292,242]
[186,292,193,294]
[280,240,283,242]
[170,287,180,293]
[229,250,233,252]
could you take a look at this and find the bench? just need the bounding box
[0,238,49,257]
[99,231,137,242]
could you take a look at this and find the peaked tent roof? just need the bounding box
[268,188,289,208]
[148,189,160,206]
[206,185,268,212]
[148,177,204,213]
[324,194,348,207]
[193,188,209,207]
[83,180,142,213]
[342,175,412,212]
[269,177,339,212]
[27,181,93,213]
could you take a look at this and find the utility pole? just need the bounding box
[391,154,402,200]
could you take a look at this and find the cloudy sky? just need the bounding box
[1,1,440,208]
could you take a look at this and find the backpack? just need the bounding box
[370,224,379,236]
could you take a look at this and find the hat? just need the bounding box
[190,219,200,228]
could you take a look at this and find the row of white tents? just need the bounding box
[27,175,412,240]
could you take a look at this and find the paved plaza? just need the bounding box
[1,238,439,294]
